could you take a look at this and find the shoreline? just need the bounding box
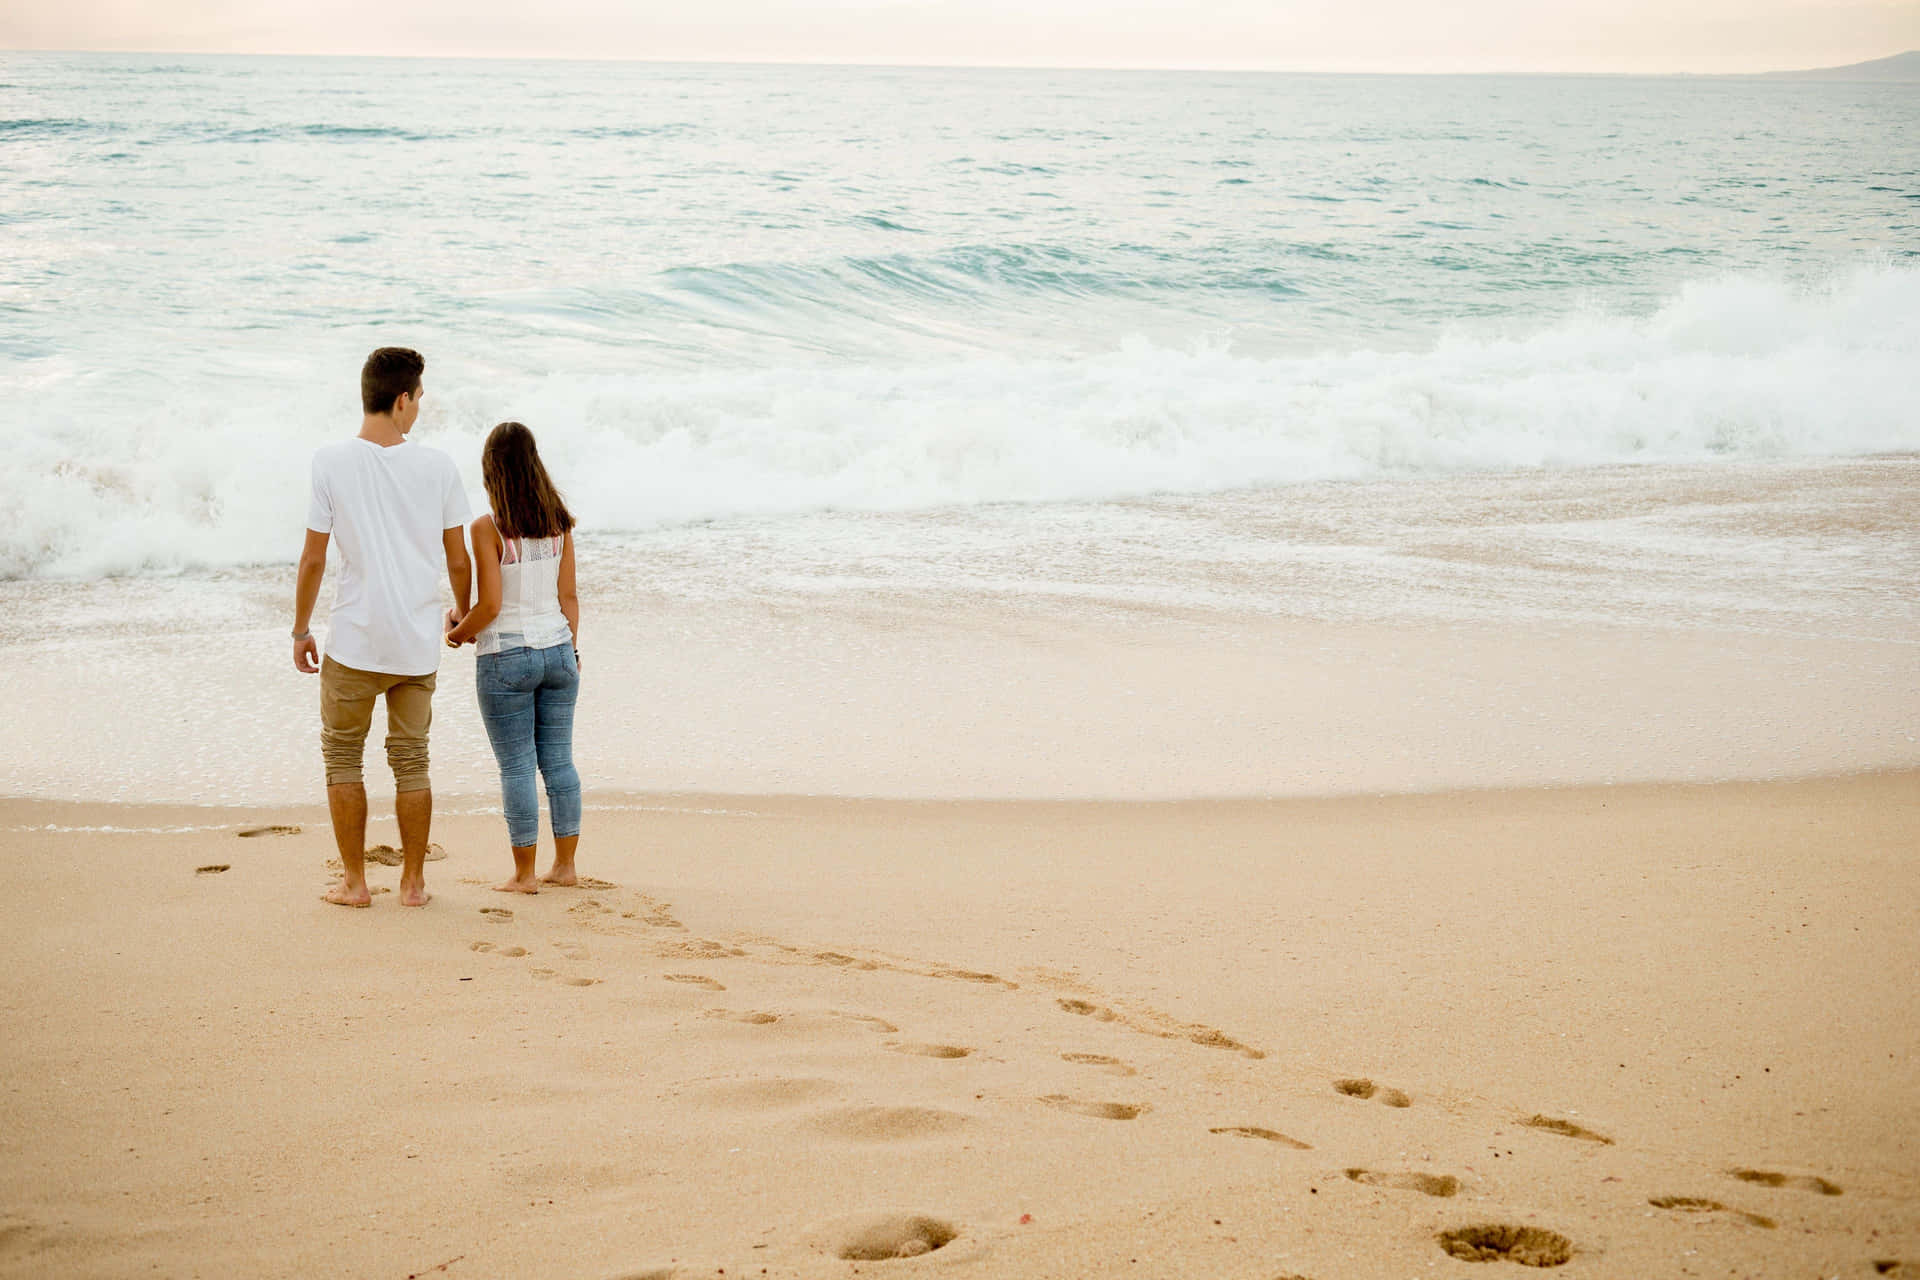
[5,610,1916,806]
[4,759,1920,818]
[7,456,1916,806]
[3,771,1914,1277]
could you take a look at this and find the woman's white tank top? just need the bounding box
[477,523,572,656]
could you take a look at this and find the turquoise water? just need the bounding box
[2,54,1917,576]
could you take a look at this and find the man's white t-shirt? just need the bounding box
[307,438,470,677]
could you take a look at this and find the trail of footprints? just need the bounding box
[440,871,1855,1273]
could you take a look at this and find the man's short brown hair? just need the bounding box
[361,347,425,415]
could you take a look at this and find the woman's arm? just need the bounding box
[445,516,503,645]
[557,529,580,652]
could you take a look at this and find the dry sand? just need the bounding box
[2,774,1916,1278]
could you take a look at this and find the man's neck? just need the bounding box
[358,415,407,447]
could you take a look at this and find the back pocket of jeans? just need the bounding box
[483,648,541,693]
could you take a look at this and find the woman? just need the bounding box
[445,422,582,892]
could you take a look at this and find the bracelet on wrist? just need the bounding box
[292,629,312,641]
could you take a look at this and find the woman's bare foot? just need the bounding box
[493,876,540,894]
[398,877,431,907]
[540,864,577,887]
[322,880,372,908]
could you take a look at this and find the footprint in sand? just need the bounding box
[829,1011,899,1034]
[195,864,230,875]
[660,938,747,961]
[932,967,1015,988]
[1347,1168,1460,1197]
[1520,1114,1612,1144]
[706,1009,780,1024]
[1210,1126,1311,1149]
[1057,998,1118,1022]
[1061,1052,1136,1077]
[1436,1224,1574,1267]
[828,1214,958,1261]
[664,973,725,991]
[1040,1094,1144,1121]
[574,876,617,890]
[1334,1078,1411,1108]
[815,951,880,971]
[236,824,300,838]
[621,903,684,929]
[363,843,448,865]
[1648,1196,1775,1229]
[552,942,590,962]
[887,1042,972,1059]
[1874,1262,1908,1276]
[1727,1168,1842,1196]
[1188,1027,1264,1059]
[479,907,514,922]
[529,967,599,986]
[812,1106,971,1141]
[469,941,529,957]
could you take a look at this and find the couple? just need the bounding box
[292,347,582,908]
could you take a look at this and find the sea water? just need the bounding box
[2,54,1917,802]
[3,54,1917,579]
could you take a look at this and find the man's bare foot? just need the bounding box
[540,865,578,887]
[493,876,540,894]
[398,879,431,907]
[322,880,372,908]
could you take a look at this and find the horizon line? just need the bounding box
[2,45,1915,78]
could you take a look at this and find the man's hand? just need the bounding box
[294,634,320,673]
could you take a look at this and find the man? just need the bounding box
[293,347,472,908]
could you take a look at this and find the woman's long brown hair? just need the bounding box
[481,421,575,540]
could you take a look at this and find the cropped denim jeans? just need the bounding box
[475,641,581,849]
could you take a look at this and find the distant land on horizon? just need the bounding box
[1754,49,1920,80]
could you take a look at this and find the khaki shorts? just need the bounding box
[320,656,436,791]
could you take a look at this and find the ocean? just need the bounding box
[2,53,1916,803]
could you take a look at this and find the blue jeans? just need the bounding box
[475,642,581,849]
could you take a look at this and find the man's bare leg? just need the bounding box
[396,787,432,907]
[323,782,372,907]
[496,843,540,894]
[541,833,580,887]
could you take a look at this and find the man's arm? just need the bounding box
[443,525,472,631]
[293,528,329,673]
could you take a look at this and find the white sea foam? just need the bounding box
[6,265,1917,579]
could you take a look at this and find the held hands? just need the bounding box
[293,633,320,674]
[444,606,472,649]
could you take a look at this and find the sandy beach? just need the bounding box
[2,773,1914,1278]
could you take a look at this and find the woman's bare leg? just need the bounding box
[542,834,579,886]
[494,843,539,893]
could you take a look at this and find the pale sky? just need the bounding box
[3,0,1917,73]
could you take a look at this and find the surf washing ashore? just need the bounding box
[2,52,1918,1279]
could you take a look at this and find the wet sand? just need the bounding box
[5,457,1917,806]
[1,774,1915,1277]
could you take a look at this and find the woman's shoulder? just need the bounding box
[470,512,500,540]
